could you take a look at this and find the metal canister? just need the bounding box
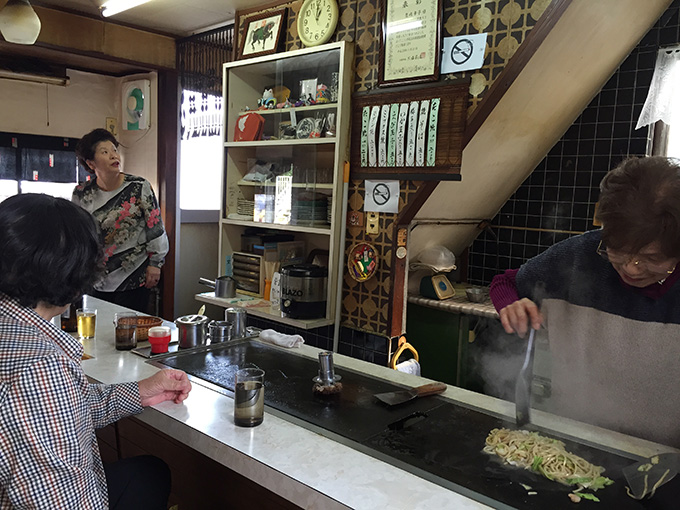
[175,314,209,349]
[225,307,247,339]
[208,320,234,343]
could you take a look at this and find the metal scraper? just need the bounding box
[623,453,680,500]
[374,382,447,406]
[515,328,536,428]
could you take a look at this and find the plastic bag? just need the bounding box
[411,245,457,272]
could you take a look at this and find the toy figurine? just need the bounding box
[257,88,276,110]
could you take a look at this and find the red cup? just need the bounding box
[148,326,171,354]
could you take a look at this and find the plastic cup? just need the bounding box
[148,326,171,354]
[234,368,265,427]
[76,308,96,339]
[114,312,137,351]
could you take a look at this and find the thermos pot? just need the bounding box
[279,264,327,319]
[175,314,209,348]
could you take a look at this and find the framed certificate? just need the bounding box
[378,0,441,87]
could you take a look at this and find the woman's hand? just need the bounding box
[499,298,543,336]
[145,265,161,288]
[138,369,192,406]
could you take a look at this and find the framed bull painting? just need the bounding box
[239,8,287,60]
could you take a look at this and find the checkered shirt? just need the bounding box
[0,294,143,508]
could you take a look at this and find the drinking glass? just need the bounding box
[76,308,97,339]
[234,368,265,427]
[113,312,137,351]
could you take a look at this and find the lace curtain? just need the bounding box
[636,48,680,129]
[180,91,223,140]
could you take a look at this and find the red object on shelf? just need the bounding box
[234,112,265,141]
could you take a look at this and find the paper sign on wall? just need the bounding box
[441,33,488,74]
[364,180,399,213]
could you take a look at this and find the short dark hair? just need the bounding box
[598,156,680,258]
[75,128,119,174]
[0,194,105,308]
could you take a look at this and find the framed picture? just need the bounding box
[238,8,287,60]
[378,0,442,87]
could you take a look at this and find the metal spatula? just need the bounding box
[515,328,536,428]
[623,453,680,500]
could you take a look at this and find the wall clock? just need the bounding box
[297,0,339,47]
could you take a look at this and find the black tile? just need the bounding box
[596,123,613,139]
[579,124,596,140]
[617,72,636,89]
[374,353,388,367]
[599,89,616,106]
[620,87,638,107]
[338,342,352,356]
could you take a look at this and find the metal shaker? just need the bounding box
[224,307,247,339]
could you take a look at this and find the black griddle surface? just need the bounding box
[158,341,678,509]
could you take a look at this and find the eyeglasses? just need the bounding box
[596,240,677,274]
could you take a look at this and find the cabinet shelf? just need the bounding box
[221,218,332,235]
[239,104,337,116]
[195,292,334,329]
[237,179,334,189]
[225,138,336,148]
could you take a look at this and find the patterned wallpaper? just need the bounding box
[236,0,553,336]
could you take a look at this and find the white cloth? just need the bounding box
[636,48,680,129]
[259,329,304,348]
[395,358,421,376]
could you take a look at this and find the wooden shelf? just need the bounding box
[221,218,332,234]
[195,292,333,330]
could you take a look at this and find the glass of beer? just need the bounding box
[76,308,97,339]
[234,368,265,427]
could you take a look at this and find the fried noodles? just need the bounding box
[484,428,614,491]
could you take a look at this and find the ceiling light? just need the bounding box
[101,0,153,18]
[0,0,41,45]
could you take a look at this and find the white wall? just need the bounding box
[0,68,158,190]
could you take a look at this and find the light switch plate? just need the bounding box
[106,117,118,137]
[366,212,379,235]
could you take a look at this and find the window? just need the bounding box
[179,91,223,212]
[0,134,81,202]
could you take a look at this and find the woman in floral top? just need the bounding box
[72,129,169,313]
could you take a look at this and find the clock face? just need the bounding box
[297,0,339,47]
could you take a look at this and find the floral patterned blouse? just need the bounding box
[72,174,169,292]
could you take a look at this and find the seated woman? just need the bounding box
[0,193,191,508]
[490,156,680,448]
[72,128,169,314]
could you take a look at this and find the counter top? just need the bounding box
[79,296,675,510]
[408,284,499,319]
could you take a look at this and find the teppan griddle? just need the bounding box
[157,340,678,510]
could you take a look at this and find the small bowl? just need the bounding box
[465,287,487,303]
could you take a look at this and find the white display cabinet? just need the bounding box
[200,41,353,329]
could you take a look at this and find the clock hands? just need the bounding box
[315,0,322,21]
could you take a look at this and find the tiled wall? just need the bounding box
[246,315,389,364]
[467,3,680,285]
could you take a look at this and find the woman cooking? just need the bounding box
[72,128,169,313]
[490,156,680,448]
